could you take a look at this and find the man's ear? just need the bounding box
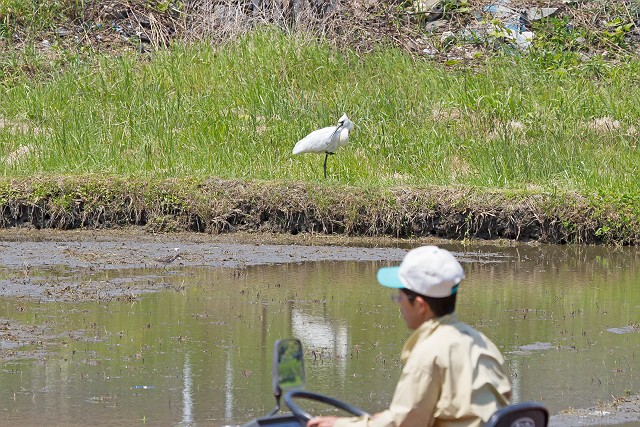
[416,296,433,317]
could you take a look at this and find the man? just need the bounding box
[308,246,512,427]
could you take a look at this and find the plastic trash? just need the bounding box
[480,0,545,50]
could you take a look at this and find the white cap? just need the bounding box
[376,246,465,298]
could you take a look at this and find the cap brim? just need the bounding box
[376,266,404,288]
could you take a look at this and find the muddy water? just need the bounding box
[0,236,639,426]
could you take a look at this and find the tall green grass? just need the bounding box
[1,28,639,197]
[0,0,84,35]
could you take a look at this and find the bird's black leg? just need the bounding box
[323,153,329,179]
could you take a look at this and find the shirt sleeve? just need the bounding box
[334,363,440,427]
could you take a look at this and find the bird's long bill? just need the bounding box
[330,124,342,139]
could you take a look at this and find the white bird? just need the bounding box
[292,114,354,179]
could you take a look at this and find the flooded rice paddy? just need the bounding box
[0,231,638,426]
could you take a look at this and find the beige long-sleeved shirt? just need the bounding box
[335,313,511,427]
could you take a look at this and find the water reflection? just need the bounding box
[225,347,234,421]
[182,352,194,426]
[0,243,638,426]
[292,310,349,377]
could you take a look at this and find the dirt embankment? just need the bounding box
[0,176,638,245]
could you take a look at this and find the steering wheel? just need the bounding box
[284,389,369,423]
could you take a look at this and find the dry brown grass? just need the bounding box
[587,116,622,133]
[6,0,638,63]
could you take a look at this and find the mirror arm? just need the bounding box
[267,393,281,416]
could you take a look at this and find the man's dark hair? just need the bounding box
[401,288,457,317]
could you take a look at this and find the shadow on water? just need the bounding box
[0,241,638,426]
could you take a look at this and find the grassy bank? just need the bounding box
[0,176,638,245]
[1,29,639,243]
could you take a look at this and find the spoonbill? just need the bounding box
[292,114,354,178]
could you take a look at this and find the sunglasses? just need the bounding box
[391,292,416,303]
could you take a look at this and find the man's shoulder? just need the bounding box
[410,320,505,367]
[407,315,501,355]
[410,317,474,349]
[436,316,480,337]
[432,318,501,351]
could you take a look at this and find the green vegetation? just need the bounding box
[1,1,639,244]
[0,0,83,33]
[1,30,638,193]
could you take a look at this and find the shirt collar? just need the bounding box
[401,313,458,363]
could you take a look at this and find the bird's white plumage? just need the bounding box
[292,114,354,155]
